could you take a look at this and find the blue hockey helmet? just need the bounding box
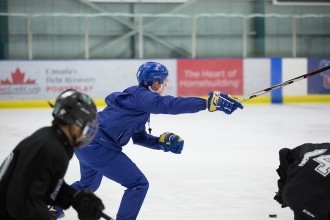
[136,62,169,87]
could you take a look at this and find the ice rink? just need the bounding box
[1,104,329,220]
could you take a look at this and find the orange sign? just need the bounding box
[177,59,243,96]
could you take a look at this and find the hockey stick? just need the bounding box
[101,212,115,220]
[237,65,330,102]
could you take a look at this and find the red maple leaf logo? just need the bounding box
[1,68,36,85]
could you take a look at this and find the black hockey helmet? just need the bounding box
[51,89,98,147]
[52,89,97,127]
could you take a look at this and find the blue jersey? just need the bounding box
[92,85,206,151]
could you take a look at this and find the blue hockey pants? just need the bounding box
[71,143,149,220]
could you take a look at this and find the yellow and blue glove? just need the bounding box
[207,91,243,114]
[159,132,184,154]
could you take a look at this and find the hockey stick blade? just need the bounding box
[101,212,114,220]
[237,65,330,102]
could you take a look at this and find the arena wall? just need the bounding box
[0,58,329,108]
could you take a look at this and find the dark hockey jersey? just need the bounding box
[276,143,330,220]
[0,125,76,220]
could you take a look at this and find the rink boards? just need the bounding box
[0,58,329,108]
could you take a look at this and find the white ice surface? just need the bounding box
[1,104,330,220]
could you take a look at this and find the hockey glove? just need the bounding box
[207,91,243,114]
[72,189,105,220]
[159,132,184,154]
[274,191,288,208]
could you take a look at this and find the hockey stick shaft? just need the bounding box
[101,212,115,220]
[238,65,330,102]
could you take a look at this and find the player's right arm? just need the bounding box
[132,130,184,154]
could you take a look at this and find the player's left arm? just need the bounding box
[136,90,243,115]
[135,91,207,114]
[207,91,243,114]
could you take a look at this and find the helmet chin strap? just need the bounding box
[68,124,79,147]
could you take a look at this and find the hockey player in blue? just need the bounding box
[54,61,243,220]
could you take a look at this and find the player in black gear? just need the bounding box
[0,89,104,220]
[274,143,330,220]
